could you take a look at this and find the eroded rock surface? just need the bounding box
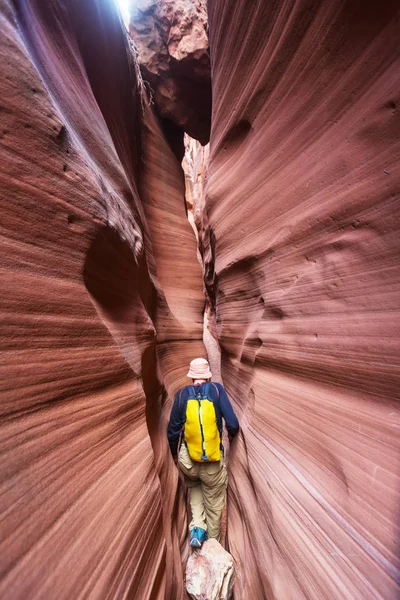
[182,133,209,234]
[206,0,400,598]
[1,0,204,597]
[186,539,235,600]
[1,0,400,598]
[129,0,211,144]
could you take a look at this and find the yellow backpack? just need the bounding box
[183,384,221,462]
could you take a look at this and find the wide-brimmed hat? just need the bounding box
[187,358,212,379]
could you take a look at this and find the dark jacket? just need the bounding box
[167,381,239,457]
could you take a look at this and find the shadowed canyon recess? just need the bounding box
[0,0,399,598]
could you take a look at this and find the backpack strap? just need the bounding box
[203,381,212,399]
[208,382,223,444]
[202,382,220,401]
[210,382,220,397]
[179,385,198,410]
[189,385,197,399]
[178,387,192,452]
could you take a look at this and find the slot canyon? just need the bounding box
[1,0,399,598]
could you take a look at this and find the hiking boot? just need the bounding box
[190,527,208,548]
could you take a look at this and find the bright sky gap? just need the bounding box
[115,0,133,27]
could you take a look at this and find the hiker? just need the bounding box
[167,358,239,548]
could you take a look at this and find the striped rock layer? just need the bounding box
[0,0,399,599]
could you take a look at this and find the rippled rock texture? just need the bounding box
[130,0,211,144]
[1,0,400,598]
[1,0,204,597]
[206,0,400,598]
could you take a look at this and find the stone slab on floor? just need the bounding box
[186,539,235,600]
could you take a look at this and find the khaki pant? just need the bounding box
[178,443,228,540]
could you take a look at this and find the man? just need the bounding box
[167,357,239,548]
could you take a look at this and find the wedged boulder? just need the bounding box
[129,0,211,144]
[186,539,235,600]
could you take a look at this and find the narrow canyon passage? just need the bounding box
[1,0,400,599]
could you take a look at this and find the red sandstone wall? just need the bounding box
[206,0,400,598]
[0,0,204,597]
[1,0,400,598]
